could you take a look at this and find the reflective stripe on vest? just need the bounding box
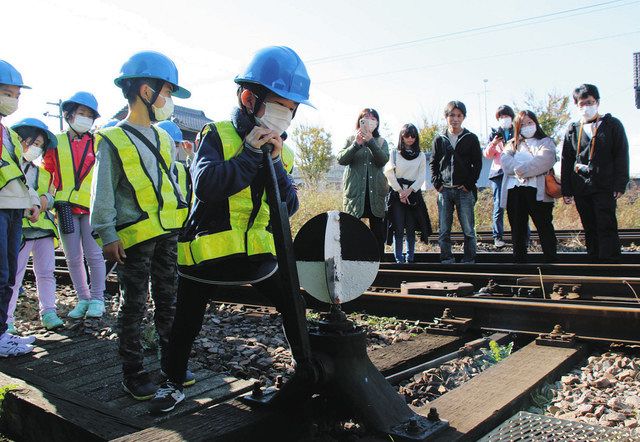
[0,128,26,190]
[282,143,294,174]
[54,132,94,209]
[177,121,275,266]
[95,126,188,249]
[22,166,58,240]
[174,161,189,203]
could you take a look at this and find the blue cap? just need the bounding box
[11,118,57,149]
[156,120,184,143]
[114,51,190,99]
[0,60,30,89]
[235,46,313,108]
[61,91,100,118]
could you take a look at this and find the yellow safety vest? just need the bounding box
[53,132,94,209]
[282,143,294,174]
[22,165,58,242]
[177,121,275,266]
[173,161,191,205]
[94,126,188,250]
[0,128,26,190]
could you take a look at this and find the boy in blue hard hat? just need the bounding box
[44,91,106,320]
[0,60,40,356]
[150,46,311,414]
[8,118,63,331]
[90,51,191,400]
[156,120,192,204]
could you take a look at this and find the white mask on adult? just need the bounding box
[520,124,536,139]
[69,115,94,134]
[151,94,174,122]
[499,117,512,130]
[579,105,598,121]
[0,96,19,116]
[255,101,293,135]
[23,146,43,163]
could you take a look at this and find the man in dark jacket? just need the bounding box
[429,101,482,263]
[561,83,629,263]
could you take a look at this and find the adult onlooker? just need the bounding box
[501,111,557,263]
[383,123,432,263]
[484,105,515,248]
[337,108,389,260]
[429,101,482,264]
[561,84,629,263]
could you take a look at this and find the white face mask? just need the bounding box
[579,104,598,121]
[23,146,43,163]
[520,124,536,139]
[151,94,174,122]
[361,118,378,132]
[499,117,512,130]
[255,101,294,135]
[70,115,94,134]
[0,96,19,116]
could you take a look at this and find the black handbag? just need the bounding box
[55,202,75,234]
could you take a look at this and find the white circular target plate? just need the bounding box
[294,211,380,304]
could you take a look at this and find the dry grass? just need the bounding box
[290,183,640,237]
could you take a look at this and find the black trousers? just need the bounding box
[165,272,306,384]
[506,186,557,263]
[574,192,621,263]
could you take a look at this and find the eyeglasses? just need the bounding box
[402,134,416,139]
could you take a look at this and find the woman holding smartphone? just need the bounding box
[337,108,390,260]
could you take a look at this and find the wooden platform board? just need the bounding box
[418,340,588,441]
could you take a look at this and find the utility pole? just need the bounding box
[44,99,63,132]
[483,79,489,140]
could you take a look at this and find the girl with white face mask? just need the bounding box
[42,92,106,320]
[9,118,63,332]
[484,105,516,248]
[337,108,390,260]
[500,110,558,263]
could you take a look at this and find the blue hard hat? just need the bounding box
[114,51,191,99]
[156,120,184,143]
[11,118,58,149]
[61,91,100,118]
[0,60,31,89]
[101,119,120,129]
[235,46,314,108]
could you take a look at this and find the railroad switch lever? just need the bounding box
[244,208,448,440]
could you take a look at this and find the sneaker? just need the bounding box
[122,372,157,401]
[86,300,105,318]
[67,300,90,319]
[160,369,196,387]
[0,334,34,357]
[1,331,36,345]
[41,312,64,330]
[149,381,185,414]
[6,323,16,335]
[494,238,506,248]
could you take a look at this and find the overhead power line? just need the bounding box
[308,0,638,65]
[317,30,640,85]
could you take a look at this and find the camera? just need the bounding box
[574,163,591,178]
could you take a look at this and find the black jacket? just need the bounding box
[429,129,482,191]
[561,113,629,196]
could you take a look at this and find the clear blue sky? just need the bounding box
[4,0,640,174]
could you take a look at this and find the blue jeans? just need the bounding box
[0,209,23,334]
[437,187,476,263]
[490,174,504,240]
[390,197,416,263]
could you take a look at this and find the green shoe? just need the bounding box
[86,300,105,318]
[67,300,90,319]
[6,323,16,335]
[41,312,64,330]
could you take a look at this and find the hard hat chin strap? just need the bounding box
[139,80,163,122]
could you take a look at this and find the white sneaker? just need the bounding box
[0,334,34,357]
[1,332,36,345]
[494,239,506,248]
